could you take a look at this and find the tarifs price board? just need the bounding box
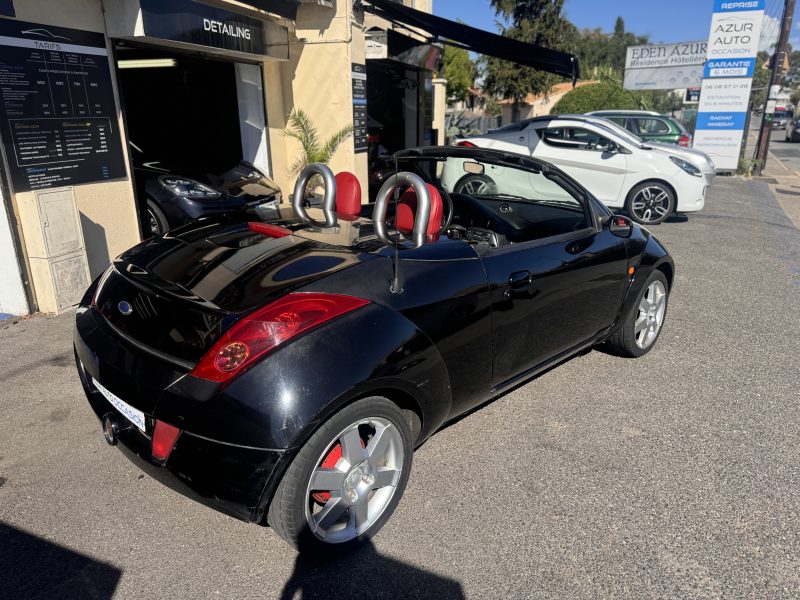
[0,20,126,192]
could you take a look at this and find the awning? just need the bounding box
[361,0,579,82]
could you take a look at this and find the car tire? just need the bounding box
[605,270,669,358]
[453,174,496,195]
[144,198,169,236]
[267,396,413,553]
[625,182,675,225]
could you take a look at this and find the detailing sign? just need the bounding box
[694,0,764,171]
[0,19,126,192]
[623,41,707,90]
[140,0,265,56]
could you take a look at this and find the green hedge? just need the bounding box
[551,82,640,115]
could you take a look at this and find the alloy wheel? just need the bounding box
[305,417,404,544]
[631,186,671,224]
[146,208,162,236]
[460,179,491,195]
[635,280,666,349]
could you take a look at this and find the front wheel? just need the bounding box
[267,397,413,553]
[625,182,675,225]
[605,270,669,357]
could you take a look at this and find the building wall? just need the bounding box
[0,188,28,316]
[276,1,368,195]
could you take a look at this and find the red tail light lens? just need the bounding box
[152,419,181,461]
[456,140,477,148]
[678,135,691,147]
[191,293,370,383]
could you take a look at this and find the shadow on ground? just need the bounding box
[279,540,464,599]
[0,521,121,599]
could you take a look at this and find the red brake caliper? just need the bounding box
[311,437,366,504]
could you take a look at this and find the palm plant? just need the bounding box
[283,108,353,177]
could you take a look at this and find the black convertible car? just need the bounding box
[74,146,673,552]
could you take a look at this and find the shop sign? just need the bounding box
[685,88,701,103]
[694,0,763,170]
[694,78,753,169]
[0,19,126,192]
[352,63,367,153]
[623,41,706,90]
[140,0,266,56]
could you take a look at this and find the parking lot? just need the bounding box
[2,173,800,599]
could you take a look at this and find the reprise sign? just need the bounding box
[623,41,706,90]
[694,0,764,170]
[140,0,266,56]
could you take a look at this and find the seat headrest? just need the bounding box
[334,172,361,221]
[396,184,442,236]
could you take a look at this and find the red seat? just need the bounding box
[335,172,361,221]
[396,184,442,236]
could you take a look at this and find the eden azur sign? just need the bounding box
[623,41,707,90]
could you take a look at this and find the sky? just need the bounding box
[432,0,800,52]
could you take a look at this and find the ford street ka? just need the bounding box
[73,146,674,552]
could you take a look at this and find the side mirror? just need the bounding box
[607,214,633,238]
[602,141,618,155]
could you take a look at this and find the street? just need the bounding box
[1,172,799,599]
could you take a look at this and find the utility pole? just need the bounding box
[753,0,797,176]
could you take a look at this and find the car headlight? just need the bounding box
[669,156,702,177]
[158,175,220,199]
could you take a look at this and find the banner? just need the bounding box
[623,41,706,90]
[693,0,764,170]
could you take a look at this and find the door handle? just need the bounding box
[505,270,533,297]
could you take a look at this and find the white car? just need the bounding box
[448,115,713,225]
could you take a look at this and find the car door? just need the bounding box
[530,125,629,205]
[479,183,630,388]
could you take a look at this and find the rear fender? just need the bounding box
[156,302,452,451]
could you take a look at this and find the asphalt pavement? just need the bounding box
[1,172,800,599]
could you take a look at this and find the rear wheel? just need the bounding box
[605,270,669,357]
[625,182,674,225]
[267,397,413,553]
[454,174,496,195]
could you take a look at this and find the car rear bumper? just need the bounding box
[74,308,286,523]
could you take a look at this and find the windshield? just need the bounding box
[387,151,591,245]
[774,111,790,119]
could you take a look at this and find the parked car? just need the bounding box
[772,110,792,130]
[129,142,280,236]
[74,146,674,552]
[453,115,712,225]
[786,116,800,142]
[587,110,692,147]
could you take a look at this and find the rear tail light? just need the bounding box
[456,140,477,148]
[152,419,181,461]
[678,134,691,148]
[190,293,370,383]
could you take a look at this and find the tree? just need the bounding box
[442,46,475,103]
[550,80,640,114]
[282,108,353,177]
[482,0,577,118]
[750,51,771,109]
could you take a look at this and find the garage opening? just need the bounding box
[115,45,269,178]
[114,44,273,236]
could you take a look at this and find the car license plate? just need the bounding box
[92,377,146,432]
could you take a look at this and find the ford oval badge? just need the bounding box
[118,300,133,316]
